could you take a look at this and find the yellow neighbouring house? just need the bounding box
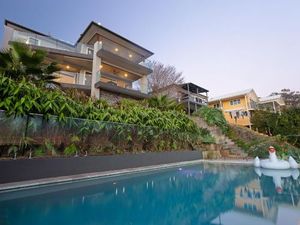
[208,89,259,128]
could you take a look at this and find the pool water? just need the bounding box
[0,163,300,225]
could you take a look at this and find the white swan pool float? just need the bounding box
[254,167,299,193]
[254,146,298,169]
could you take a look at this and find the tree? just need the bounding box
[147,60,184,93]
[271,89,300,108]
[0,42,60,87]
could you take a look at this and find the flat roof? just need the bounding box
[77,21,154,56]
[180,83,209,93]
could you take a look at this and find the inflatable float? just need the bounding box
[254,146,298,169]
[254,167,299,193]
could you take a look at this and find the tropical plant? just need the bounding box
[44,139,57,156]
[0,76,215,157]
[64,135,80,156]
[8,145,18,160]
[147,95,184,111]
[0,42,60,87]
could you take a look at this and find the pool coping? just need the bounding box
[0,159,254,192]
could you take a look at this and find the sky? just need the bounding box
[0,0,299,97]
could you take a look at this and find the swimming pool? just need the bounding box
[0,163,299,225]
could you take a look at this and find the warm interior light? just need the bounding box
[124,73,128,77]
[115,48,119,52]
[66,65,70,69]
[129,54,132,58]
[100,65,103,69]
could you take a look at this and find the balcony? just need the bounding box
[181,95,208,106]
[97,48,152,76]
[11,30,76,52]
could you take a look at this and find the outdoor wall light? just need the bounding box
[129,54,132,58]
[115,48,119,52]
[124,73,128,77]
[66,65,70,69]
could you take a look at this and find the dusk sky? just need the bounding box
[0,0,299,97]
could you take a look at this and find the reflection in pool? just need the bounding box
[0,163,299,225]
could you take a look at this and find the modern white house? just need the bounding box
[2,20,154,103]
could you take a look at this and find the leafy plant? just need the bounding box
[147,95,184,112]
[8,145,19,159]
[0,42,60,87]
[44,139,57,156]
[34,146,46,157]
[64,135,80,156]
[194,107,229,133]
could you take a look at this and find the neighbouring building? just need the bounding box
[208,89,259,128]
[258,95,285,113]
[209,89,286,128]
[154,83,209,115]
[2,20,154,103]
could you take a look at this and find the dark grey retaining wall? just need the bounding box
[0,150,202,184]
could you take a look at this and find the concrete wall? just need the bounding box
[0,151,202,184]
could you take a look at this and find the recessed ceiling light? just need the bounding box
[115,48,119,52]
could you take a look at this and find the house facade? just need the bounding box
[2,20,153,103]
[154,83,209,115]
[258,95,285,113]
[208,89,259,128]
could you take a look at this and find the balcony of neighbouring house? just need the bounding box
[181,94,208,106]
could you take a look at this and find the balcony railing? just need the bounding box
[181,96,208,105]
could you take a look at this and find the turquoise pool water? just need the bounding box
[0,163,300,225]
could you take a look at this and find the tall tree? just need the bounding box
[271,89,300,108]
[147,60,184,93]
[0,42,60,87]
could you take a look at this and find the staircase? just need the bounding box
[192,117,248,159]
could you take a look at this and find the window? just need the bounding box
[214,103,220,108]
[230,99,241,106]
[87,48,94,55]
[27,37,39,45]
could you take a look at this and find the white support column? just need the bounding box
[78,70,85,85]
[91,41,102,99]
[140,75,148,94]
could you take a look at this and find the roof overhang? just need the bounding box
[27,44,93,71]
[181,83,209,93]
[97,48,152,76]
[77,21,153,58]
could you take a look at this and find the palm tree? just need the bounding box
[148,95,184,111]
[0,42,60,87]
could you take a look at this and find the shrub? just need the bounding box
[0,76,215,156]
[194,107,229,133]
